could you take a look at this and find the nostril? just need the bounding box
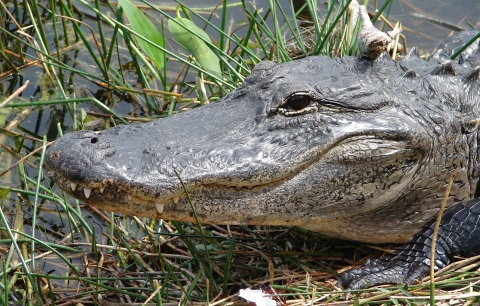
[51,151,59,162]
[91,137,98,144]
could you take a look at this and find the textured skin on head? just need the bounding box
[46,31,480,246]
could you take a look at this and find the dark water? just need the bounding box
[383,0,479,50]
[0,0,479,294]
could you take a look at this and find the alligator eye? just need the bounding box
[286,94,311,110]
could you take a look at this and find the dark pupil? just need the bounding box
[287,95,311,110]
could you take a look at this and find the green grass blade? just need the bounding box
[315,0,353,55]
[117,0,166,72]
[4,98,129,125]
[30,136,47,272]
[173,170,218,293]
[0,203,41,297]
[451,31,480,59]
[371,0,394,23]
[168,8,221,77]
[57,1,108,80]
[173,0,261,65]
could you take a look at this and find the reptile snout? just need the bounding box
[45,131,116,177]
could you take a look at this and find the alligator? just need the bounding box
[45,29,480,289]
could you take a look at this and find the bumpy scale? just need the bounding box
[338,198,480,289]
[45,29,480,289]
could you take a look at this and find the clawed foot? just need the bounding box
[337,258,430,290]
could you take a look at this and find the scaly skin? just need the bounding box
[338,198,480,289]
[45,30,480,288]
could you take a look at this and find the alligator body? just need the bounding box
[46,30,480,289]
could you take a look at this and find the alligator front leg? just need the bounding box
[338,198,480,290]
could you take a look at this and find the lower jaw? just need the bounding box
[52,174,304,224]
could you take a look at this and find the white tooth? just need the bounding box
[235,186,242,191]
[99,187,105,193]
[117,188,120,192]
[127,194,132,201]
[84,188,92,199]
[70,182,77,191]
[155,202,165,214]
[173,196,179,204]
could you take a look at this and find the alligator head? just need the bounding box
[45,43,480,243]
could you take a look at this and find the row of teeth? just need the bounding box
[71,182,105,198]
[69,182,180,214]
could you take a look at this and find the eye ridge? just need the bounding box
[285,93,312,111]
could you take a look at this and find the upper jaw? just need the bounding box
[51,172,181,215]
[51,169,286,220]
[52,167,276,204]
